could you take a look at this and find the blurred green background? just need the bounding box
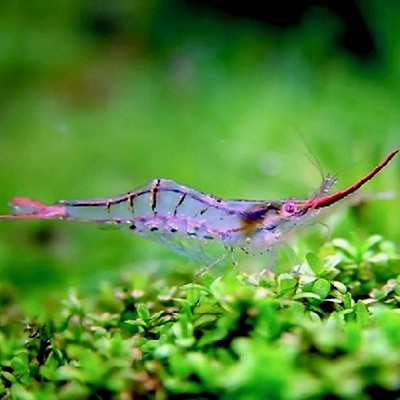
[0,0,399,310]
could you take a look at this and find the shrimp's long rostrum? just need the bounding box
[0,149,398,263]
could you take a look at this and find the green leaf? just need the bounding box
[172,317,195,348]
[354,301,369,326]
[11,351,31,385]
[278,274,298,295]
[342,292,353,309]
[365,234,383,250]
[293,292,321,301]
[306,252,322,275]
[331,280,347,294]
[331,238,357,259]
[312,278,331,300]
[136,303,151,321]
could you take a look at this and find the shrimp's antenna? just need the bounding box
[307,148,399,209]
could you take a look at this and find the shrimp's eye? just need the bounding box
[282,201,296,215]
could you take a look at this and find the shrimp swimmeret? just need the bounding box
[0,149,398,264]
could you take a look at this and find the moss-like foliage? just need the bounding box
[1,235,399,399]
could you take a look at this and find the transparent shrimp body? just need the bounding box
[0,149,398,265]
[58,180,311,262]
